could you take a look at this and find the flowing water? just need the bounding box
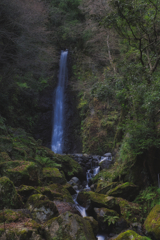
[51,50,68,154]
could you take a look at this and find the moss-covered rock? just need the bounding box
[116,197,142,223]
[95,181,119,194]
[44,211,96,240]
[84,216,99,236]
[0,209,29,223]
[0,136,13,152]
[63,183,76,195]
[54,154,84,180]
[0,218,44,240]
[0,176,23,209]
[42,167,66,184]
[38,183,74,203]
[110,230,151,240]
[0,152,11,162]
[94,207,119,231]
[18,185,40,203]
[107,182,139,201]
[27,194,58,222]
[77,190,120,214]
[0,160,39,186]
[144,204,160,239]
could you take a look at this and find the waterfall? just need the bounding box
[51,50,68,154]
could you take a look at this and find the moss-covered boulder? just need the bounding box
[116,197,142,223]
[63,182,76,195]
[77,190,120,214]
[144,204,160,239]
[107,182,139,201]
[42,167,66,184]
[0,136,13,152]
[0,209,30,223]
[110,230,151,240]
[84,216,99,235]
[44,211,96,240]
[54,154,84,180]
[0,151,11,162]
[27,194,58,222]
[0,218,44,240]
[0,160,39,186]
[94,207,119,231]
[17,185,40,203]
[38,183,74,203]
[95,181,119,194]
[0,176,23,209]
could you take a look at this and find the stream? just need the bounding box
[71,155,112,240]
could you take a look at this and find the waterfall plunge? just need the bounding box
[51,50,68,154]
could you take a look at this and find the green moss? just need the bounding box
[0,176,22,209]
[116,197,142,223]
[0,160,39,186]
[44,212,96,240]
[42,167,66,185]
[40,183,74,203]
[0,209,27,223]
[77,190,119,212]
[54,154,83,180]
[37,186,64,201]
[144,204,160,239]
[107,182,139,201]
[95,181,119,194]
[18,185,40,202]
[113,230,151,240]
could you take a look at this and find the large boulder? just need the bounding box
[17,185,40,203]
[107,182,139,201]
[42,167,66,184]
[110,230,151,240]
[94,207,119,232]
[54,154,85,180]
[144,204,160,239]
[99,157,112,170]
[77,190,120,214]
[27,194,58,223]
[37,183,74,203]
[0,160,39,186]
[116,197,142,224]
[44,211,96,240]
[0,176,23,209]
[0,215,44,240]
[84,216,99,235]
[35,147,85,180]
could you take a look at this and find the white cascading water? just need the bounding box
[51,50,68,154]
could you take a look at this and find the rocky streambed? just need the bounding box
[0,127,160,240]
